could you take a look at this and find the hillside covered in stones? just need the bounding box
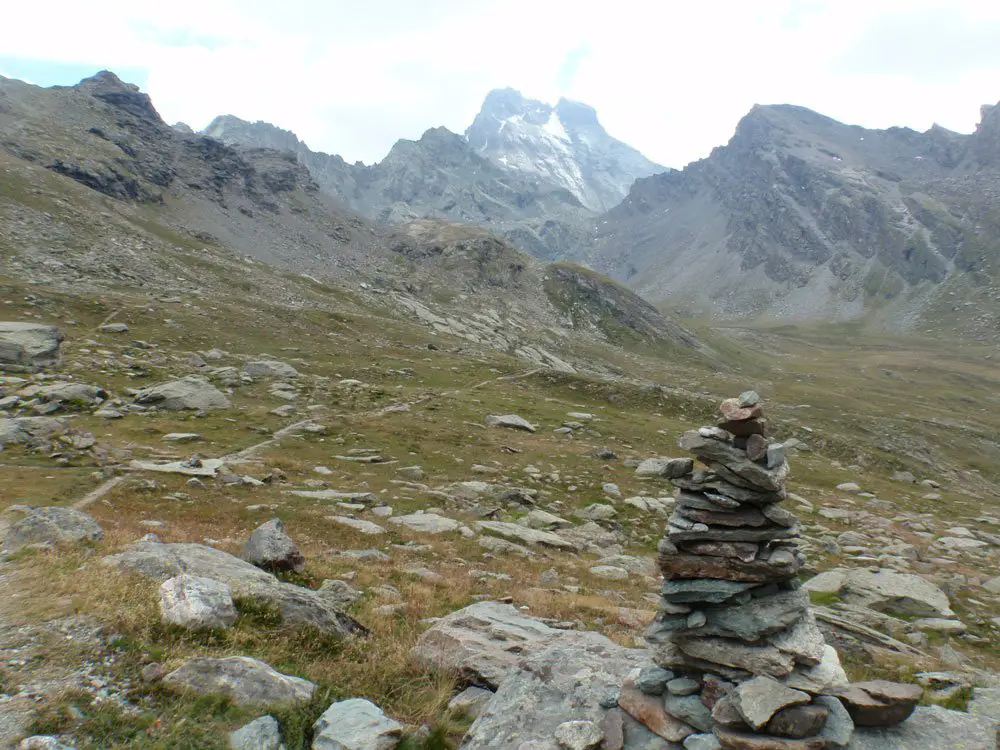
[1,70,999,750]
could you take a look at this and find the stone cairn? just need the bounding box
[615,392,922,748]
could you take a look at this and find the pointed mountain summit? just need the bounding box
[466,88,666,211]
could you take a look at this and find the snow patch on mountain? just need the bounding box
[466,88,667,212]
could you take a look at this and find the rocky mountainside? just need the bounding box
[0,71,703,372]
[466,88,666,212]
[204,115,594,261]
[591,103,1000,336]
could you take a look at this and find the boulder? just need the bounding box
[0,417,67,447]
[635,457,694,479]
[244,360,299,378]
[830,569,953,618]
[460,634,648,748]
[311,698,403,750]
[17,738,76,750]
[413,601,639,691]
[242,519,306,573]
[133,375,231,410]
[1,507,103,556]
[832,681,921,727]
[848,704,996,749]
[0,322,63,369]
[163,656,315,706]
[36,383,107,407]
[104,542,363,636]
[230,715,285,750]
[159,574,237,630]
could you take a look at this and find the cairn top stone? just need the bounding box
[719,398,763,422]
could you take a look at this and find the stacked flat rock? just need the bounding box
[626,392,856,749]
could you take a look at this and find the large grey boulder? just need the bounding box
[0,323,63,369]
[133,376,231,411]
[635,457,694,479]
[311,698,404,750]
[163,656,315,706]
[36,383,107,407]
[806,568,953,618]
[244,361,299,378]
[460,629,647,748]
[848,704,996,749]
[159,574,237,630]
[1,507,103,556]
[230,715,285,750]
[243,519,305,573]
[104,542,363,636]
[412,601,640,691]
[0,417,67,447]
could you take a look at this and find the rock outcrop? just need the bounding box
[0,323,64,370]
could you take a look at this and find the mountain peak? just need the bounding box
[466,89,664,211]
[75,70,161,123]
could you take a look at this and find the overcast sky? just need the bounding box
[4,0,1000,168]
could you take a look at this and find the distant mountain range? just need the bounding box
[4,69,998,339]
[201,88,664,259]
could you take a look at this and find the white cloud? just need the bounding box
[6,0,1000,167]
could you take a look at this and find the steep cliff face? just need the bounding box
[466,88,666,212]
[590,102,1000,325]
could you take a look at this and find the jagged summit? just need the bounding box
[73,70,163,122]
[465,87,666,212]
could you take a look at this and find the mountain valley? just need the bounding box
[0,69,998,749]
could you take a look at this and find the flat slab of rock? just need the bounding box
[129,458,226,477]
[678,431,788,492]
[164,656,314,706]
[732,676,810,730]
[133,375,231,410]
[485,414,536,432]
[619,678,695,741]
[104,541,363,636]
[0,322,63,369]
[329,516,386,535]
[389,513,460,534]
[312,698,403,750]
[476,521,577,551]
[160,574,237,630]
[284,490,379,504]
[2,507,102,556]
[244,360,299,378]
